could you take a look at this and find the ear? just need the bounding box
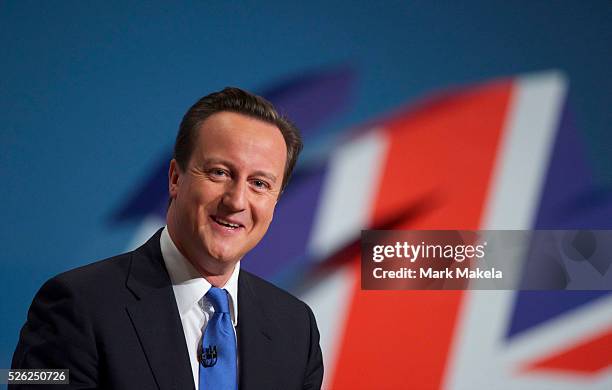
[168,159,181,199]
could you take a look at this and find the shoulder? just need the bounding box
[41,230,164,300]
[22,251,138,335]
[11,252,136,371]
[42,251,133,297]
[239,270,317,323]
[240,270,305,305]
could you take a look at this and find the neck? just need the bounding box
[203,273,233,288]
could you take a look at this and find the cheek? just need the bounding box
[253,200,277,227]
[180,186,215,222]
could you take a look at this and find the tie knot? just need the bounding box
[206,287,230,314]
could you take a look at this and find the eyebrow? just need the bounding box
[252,170,278,184]
[201,158,278,183]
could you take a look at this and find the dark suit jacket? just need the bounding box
[11,230,323,389]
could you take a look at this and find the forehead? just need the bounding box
[191,111,287,173]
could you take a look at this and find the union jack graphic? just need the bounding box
[116,68,612,389]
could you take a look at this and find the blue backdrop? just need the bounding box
[1,0,611,376]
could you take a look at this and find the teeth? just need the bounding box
[215,217,240,228]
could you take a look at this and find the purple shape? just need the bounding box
[534,106,612,229]
[262,66,356,139]
[508,101,612,339]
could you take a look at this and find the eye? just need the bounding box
[251,179,270,190]
[207,168,229,180]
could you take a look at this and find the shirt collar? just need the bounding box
[160,226,239,326]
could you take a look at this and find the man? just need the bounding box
[12,87,324,389]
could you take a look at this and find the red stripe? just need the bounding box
[523,327,612,374]
[329,80,514,389]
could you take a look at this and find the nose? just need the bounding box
[221,180,247,212]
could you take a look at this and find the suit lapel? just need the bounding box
[237,271,278,389]
[125,231,195,390]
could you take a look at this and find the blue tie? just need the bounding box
[199,287,237,390]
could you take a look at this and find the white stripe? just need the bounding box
[480,71,567,229]
[126,215,165,250]
[299,264,355,390]
[441,71,608,390]
[308,129,388,260]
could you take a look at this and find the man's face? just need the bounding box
[168,111,287,273]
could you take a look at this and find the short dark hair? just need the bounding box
[173,87,303,193]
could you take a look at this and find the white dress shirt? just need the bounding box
[160,226,239,388]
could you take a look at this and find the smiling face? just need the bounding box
[167,111,287,278]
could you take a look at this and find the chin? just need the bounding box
[207,248,242,264]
